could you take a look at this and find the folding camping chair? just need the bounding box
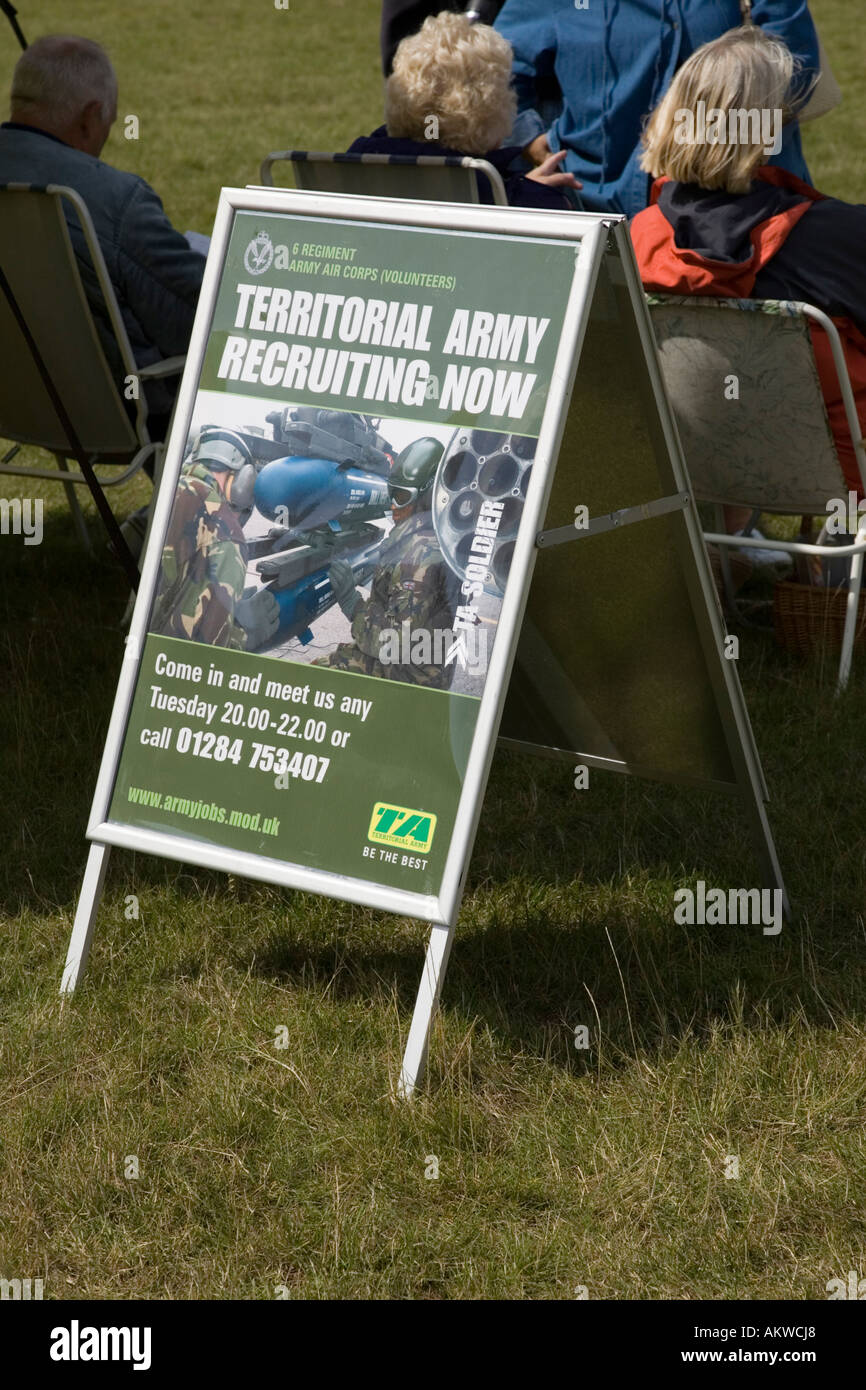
[259,148,509,206]
[647,295,866,690]
[0,183,184,559]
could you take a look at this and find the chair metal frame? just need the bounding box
[0,183,184,552]
[648,294,866,690]
[259,147,509,206]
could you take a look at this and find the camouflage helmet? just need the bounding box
[191,427,254,474]
[389,436,443,510]
[190,427,257,515]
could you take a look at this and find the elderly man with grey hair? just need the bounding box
[0,34,205,430]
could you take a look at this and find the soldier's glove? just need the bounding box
[265,525,290,546]
[328,560,361,619]
[235,586,280,650]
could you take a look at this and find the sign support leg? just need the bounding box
[740,783,790,922]
[60,842,111,994]
[398,923,455,1099]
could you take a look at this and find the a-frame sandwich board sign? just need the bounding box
[62,187,786,1099]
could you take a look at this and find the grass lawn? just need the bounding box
[0,0,865,1300]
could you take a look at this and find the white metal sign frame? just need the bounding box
[61,188,786,1100]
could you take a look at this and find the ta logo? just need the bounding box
[244,231,274,276]
[368,802,436,853]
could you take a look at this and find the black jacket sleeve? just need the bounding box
[380,1,505,75]
[755,199,866,339]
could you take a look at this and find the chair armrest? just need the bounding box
[138,355,186,380]
[260,153,288,186]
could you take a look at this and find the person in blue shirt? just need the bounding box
[494,0,820,216]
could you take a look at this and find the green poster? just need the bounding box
[105,203,578,908]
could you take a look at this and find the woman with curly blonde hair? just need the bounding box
[349,12,579,209]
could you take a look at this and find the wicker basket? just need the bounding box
[773,579,866,656]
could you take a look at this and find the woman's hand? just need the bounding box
[526,148,582,190]
[523,132,552,165]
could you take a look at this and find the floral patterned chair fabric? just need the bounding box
[646,295,844,513]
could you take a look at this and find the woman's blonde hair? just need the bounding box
[385,12,516,156]
[640,26,799,193]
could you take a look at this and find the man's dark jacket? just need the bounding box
[0,121,205,415]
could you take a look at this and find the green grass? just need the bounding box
[1,0,866,1301]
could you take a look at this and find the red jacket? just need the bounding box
[630,167,866,496]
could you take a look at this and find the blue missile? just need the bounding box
[271,568,334,643]
[254,455,391,529]
[268,536,383,645]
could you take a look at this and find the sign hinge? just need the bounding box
[536,491,691,549]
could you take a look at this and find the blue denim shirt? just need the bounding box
[495,0,820,216]
[0,122,205,413]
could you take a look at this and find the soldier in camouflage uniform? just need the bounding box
[151,427,279,650]
[316,437,458,688]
